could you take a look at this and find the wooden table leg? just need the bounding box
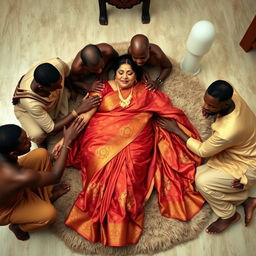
[98,0,108,25]
[142,0,150,24]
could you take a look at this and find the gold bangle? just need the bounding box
[71,109,78,118]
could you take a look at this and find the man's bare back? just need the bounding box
[70,43,118,91]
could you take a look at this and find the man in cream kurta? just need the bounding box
[157,80,256,234]
[13,58,102,146]
[13,58,70,144]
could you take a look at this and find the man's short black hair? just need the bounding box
[0,124,22,155]
[207,80,234,102]
[34,63,60,87]
[80,44,103,67]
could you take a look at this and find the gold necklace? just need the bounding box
[116,83,133,108]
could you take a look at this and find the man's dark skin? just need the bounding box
[157,91,256,233]
[128,34,172,90]
[30,76,102,136]
[0,118,85,240]
[69,43,119,92]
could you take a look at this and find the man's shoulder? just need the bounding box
[149,44,167,61]
[97,43,116,55]
[150,43,164,53]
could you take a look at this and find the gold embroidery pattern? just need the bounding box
[87,182,100,201]
[96,146,109,159]
[118,192,127,209]
[120,126,133,138]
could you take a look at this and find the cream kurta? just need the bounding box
[187,91,256,184]
[14,58,70,143]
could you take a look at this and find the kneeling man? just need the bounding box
[0,118,84,240]
[157,80,256,233]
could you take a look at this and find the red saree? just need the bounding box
[65,82,205,246]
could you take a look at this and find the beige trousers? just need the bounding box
[195,164,256,219]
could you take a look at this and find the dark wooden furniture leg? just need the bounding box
[98,0,108,25]
[240,16,256,52]
[142,0,150,24]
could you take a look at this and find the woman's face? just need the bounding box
[115,63,136,89]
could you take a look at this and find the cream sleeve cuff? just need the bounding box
[186,137,202,154]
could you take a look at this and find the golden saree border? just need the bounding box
[65,204,143,246]
[86,89,152,173]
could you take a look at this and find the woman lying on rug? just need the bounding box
[52,54,205,247]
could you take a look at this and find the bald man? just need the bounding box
[69,44,118,93]
[128,34,172,90]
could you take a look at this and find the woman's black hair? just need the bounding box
[113,54,142,81]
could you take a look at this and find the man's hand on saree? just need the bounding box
[157,117,180,133]
[157,117,190,143]
[89,80,104,92]
[145,79,158,90]
[141,71,158,91]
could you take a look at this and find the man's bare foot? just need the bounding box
[51,183,70,202]
[9,224,30,241]
[206,212,241,234]
[243,197,256,226]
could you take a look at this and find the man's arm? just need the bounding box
[21,95,101,137]
[144,45,172,90]
[51,105,98,158]
[51,94,102,134]
[154,45,172,84]
[16,118,85,188]
[157,117,232,157]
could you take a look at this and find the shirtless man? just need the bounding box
[69,43,119,92]
[128,34,172,90]
[0,118,84,240]
[157,80,256,234]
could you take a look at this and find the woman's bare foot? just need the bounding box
[206,212,241,234]
[50,183,70,202]
[9,224,30,241]
[243,197,256,226]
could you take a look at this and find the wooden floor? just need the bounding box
[0,0,256,255]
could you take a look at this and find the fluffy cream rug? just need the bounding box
[50,42,213,255]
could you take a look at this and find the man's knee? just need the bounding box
[38,204,57,226]
[28,130,47,145]
[20,204,57,232]
[195,170,211,192]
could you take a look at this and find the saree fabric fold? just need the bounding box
[65,82,205,246]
